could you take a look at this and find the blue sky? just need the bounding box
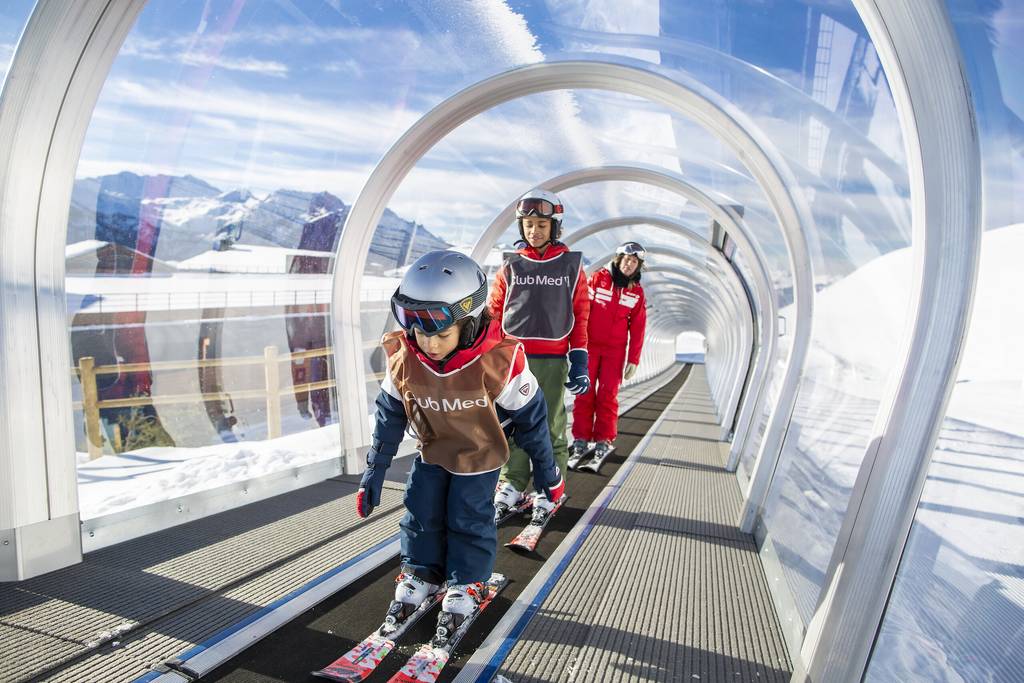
[2,1,1020,253]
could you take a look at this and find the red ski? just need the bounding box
[311,586,444,681]
[505,495,567,552]
[387,573,508,683]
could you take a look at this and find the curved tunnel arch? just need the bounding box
[334,62,815,478]
[641,263,750,434]
[472,165,781,466]
[0,13,982,670]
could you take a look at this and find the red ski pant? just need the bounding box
[572,344,627,443]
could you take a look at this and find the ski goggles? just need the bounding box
[617,242,647,259]
[390,284,487,335]
[516,197,563,219]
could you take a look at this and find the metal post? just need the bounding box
[78,356,102,460]
[264,346,282,439]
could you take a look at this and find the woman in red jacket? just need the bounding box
[570,241,647,463]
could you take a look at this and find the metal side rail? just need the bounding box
[0,480,406,683]
[455,365,792,683]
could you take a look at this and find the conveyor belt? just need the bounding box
[0,366,684,683]
[459,366,792,682]
[193,365,690,682]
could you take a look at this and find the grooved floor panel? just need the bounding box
[495,365,792,682]
[1,480,405,683]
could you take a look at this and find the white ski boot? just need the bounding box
[438,582,486,633]
[384,572,440,631]
[493,482,525,522]
[531,491,556,523]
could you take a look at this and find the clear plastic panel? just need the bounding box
[70,2,416,518]
[865,1,1024,678]
[733,4,915,626]
[0,0,35,88]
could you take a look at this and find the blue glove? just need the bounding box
[564,349,590,395]
[357,451,389,518]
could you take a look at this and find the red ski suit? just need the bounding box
[572,266,647,442]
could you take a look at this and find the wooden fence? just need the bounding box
[74,343,385,459]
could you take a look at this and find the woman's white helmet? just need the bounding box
[515,189,564,241]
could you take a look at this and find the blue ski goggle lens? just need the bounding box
[391,298,456,335]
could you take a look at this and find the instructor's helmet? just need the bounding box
[616,241,647,260]
[390,250,489,347]
[515,189,564,243]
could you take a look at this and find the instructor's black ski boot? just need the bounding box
[567,439,592,470]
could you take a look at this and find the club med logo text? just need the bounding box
[405,392,489,411]
[513,274,570,287]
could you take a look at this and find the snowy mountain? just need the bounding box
[67,172,448,272]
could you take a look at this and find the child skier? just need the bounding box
[489,189,590,520]
[571,241,647,463]
[357,249,565,631]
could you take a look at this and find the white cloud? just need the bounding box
[546,0,662,63]
[121,34,289,76]
[99,77,420,149]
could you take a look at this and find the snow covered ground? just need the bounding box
[76,424,343,519]
[73,226,1022,557]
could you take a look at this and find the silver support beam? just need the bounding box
[798,1,981,681]
[334,63,813,477]
[0,0,145,580]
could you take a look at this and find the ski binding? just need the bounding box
[505,495,567,553]
[567,444,595,470]
[579,446,615,473]
[494,493,532,525]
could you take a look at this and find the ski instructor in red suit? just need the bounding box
[570,241,647,463]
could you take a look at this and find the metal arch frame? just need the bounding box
[334,63,814,478]
[0,0,147,579]
[645,285,737,415]
[640,270,742,425]
[565,213,765,441]
[798,3,981,681]
[647,294,722,340]
[551,28,907,189]
[470,164,782,485]
[0,12,979,681]
[586,245,752,438]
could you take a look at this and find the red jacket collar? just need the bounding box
[517,241,569,261]
[402,319,504,373]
